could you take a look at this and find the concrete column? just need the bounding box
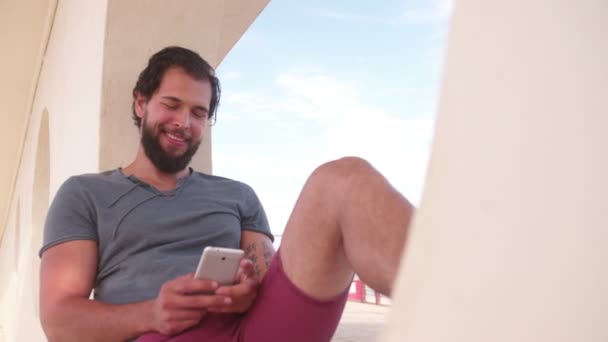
[99,0,270,174]
[382,0,608,341]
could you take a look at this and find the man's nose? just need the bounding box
[173,108,191,128]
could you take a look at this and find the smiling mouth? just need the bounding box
[165,132,186,142]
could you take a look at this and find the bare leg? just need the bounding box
[280,157,414,300]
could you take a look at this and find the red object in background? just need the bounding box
[348,278,366,302]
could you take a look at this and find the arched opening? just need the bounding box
[30,109,50,316]
[0,201,20,304]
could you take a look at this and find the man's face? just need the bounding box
[134,67,213,174]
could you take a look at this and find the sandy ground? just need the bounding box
[332,301,390,341]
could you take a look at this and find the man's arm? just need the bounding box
[40,240,230,341]
[241,230,276,282]
[40,240,154,341]
[208,179,274,313]
[207,230,275,314]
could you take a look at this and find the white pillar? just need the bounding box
[99,0,270,174]
[382,0,608,341]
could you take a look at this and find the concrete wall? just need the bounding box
[381,0,608,341]
[0,0,56,244]
[0,1,269,340]
[0,0,108,339]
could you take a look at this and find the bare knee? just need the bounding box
[319,156,374,173]
[297,157,377,212]
[309,156,375,187]
[283,157,376,241]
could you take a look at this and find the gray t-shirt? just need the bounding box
[40,169,272,305]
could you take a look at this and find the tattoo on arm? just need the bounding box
[262,240,274,270]
[244,243,262,279]
[244,240,276,281]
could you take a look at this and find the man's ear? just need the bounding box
[133,91,147,119]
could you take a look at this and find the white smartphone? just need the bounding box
[194,246,245,285]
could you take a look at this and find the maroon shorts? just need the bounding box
[137,250,349,342]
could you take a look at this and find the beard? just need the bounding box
[140,114,201,174]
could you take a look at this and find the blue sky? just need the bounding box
[213,0,453,235]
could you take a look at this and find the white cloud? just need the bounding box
[215,70,437,233]
[275,72,360,122]
[219,69,241,80]
[215,112,241,121]
[277,71,435,196]
[397,0,453,24]
[221,92,285,120]
[212,2,455,234]
[311,11,382,24]
[212,2,454,234]
[396,0,454,77]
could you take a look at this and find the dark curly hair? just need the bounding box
[131,46,221,127]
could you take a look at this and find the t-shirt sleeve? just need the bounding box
[39,176,98,257]
[239,183,274,242]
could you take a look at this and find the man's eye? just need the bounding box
[192,111,208,119]
[163,103,178,110]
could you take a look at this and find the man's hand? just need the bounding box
[152,273,232,336]
[208,259,260,314]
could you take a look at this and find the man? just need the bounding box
[40,46,414,342]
